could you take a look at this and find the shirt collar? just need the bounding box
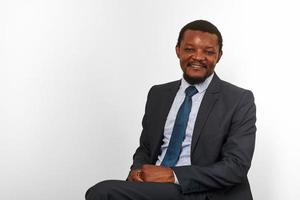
[180,73,214,94]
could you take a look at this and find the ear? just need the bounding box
[175,45,180,58]
[217,50,223,63]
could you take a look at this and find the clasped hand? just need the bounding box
[127,164,175,183]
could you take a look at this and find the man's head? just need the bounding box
[176,20,223,84]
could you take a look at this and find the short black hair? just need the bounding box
[177,20,223,52]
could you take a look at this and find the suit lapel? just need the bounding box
[191,74,221,156]
[158,81,181,131]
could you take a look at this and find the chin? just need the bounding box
[183,73,206,85]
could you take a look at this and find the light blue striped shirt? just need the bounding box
[156,73,214,168]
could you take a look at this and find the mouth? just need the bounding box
[187,62,207,69]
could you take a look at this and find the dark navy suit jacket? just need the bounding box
[131,74,256,200]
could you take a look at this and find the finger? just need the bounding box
[127,171,137,182]
[127,175,133,181]
[136,170,144,182]
[132,174,144,182]
[135,176,144,182]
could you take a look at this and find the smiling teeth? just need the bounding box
[191,65,202,68]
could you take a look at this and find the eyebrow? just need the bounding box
[183,44,216,50]
[205,47,216,50]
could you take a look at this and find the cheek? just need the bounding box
[208,57,218,66]
[179,60,186,69]
[180,54,192,63]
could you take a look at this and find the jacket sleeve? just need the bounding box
[172,90,256,194]
[130,87,154,170]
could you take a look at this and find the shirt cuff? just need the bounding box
[173,171,180,184]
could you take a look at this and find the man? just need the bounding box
[86,20,256,200]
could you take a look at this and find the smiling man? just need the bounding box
[86,20,256,200]
[177,29,222,84]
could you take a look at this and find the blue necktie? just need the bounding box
[161,86,198,167]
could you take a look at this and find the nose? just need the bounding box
[192,50,206,61]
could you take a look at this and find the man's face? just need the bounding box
[176,30,222,84]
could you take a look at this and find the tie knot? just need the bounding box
[185,86,198,97]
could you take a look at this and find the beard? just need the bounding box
[183,73,207,85]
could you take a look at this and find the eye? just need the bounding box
[205,50,216,55]
[184,48,194,52]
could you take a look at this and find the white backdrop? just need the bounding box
[1,0,300,199]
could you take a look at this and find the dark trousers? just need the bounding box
[85,180,184,200]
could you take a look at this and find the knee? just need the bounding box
[85,180,119,200]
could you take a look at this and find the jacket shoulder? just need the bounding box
[147,80,180,95]
[217,79,255,107]
[221,80,248,92]
[151,80,180,90]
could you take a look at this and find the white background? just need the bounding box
[1,0,300,199]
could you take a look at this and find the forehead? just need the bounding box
[181,30,219,47]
